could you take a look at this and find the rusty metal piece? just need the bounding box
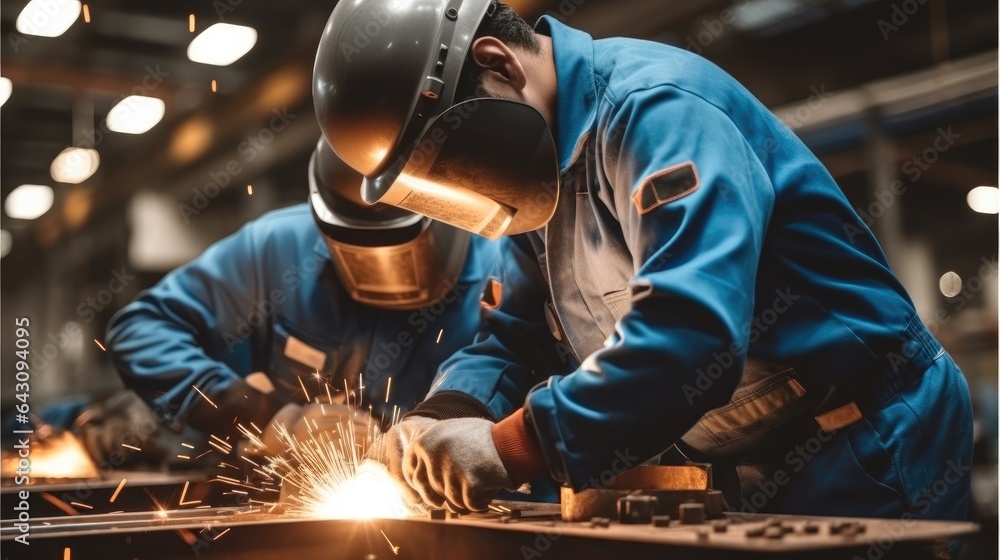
[560,464,715,522]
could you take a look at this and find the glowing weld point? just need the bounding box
[94,339,106,351]
[181,443,195,449]
[70,501,92,510]
[381,530,400,555]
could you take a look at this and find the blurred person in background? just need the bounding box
[105,139,497,465]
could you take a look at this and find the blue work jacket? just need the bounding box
[428,17,961,490]
[106,204,497,438]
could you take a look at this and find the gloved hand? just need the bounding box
[363,415,438,505]
[403,417,513,512]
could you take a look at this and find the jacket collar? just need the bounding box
[534,16,597,173]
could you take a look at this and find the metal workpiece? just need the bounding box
[679,503,706,525]
[0,501,979,560]
[560,464,723,522]
[617,494,657,524]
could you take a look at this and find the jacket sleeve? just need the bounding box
[105,223,285,439]
[524,87,775,487]
[410,234,576,421]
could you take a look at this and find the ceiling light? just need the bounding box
[0,230,11,259]
[0,78,11,107]
[50,147,100,183]
[939,271,963,298]
[187,23,258,66]
[106,96,165,134]
[967,186,999,215]
[5,184,54,220]
[16,0,81,38]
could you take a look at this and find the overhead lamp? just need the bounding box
[16,0,81,38]
[967,186,999,215]
[187,23,257,66]
[5,184,54,220]
[106,96,165,134]
[51,147,100,183]
[0,77,11,107]
[939,271,962,298]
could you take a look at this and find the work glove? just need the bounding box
[259,403,373,458]
[363,415,438,506]
[403,417,513,512]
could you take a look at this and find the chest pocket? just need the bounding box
[267,319,342,403]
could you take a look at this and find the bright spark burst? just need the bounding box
[235,410,416,520]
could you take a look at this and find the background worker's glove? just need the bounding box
[363,415,438,505]
[260,403,372,458]
[403,417,513,512]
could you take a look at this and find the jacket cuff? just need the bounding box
[405,391,494,421]
[491,408,548,486]
[185,378,285,440]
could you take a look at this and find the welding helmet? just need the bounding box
[309,138,470,310]
[313,0,559,240]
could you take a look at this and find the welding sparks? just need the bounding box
[110,479,127,503]
[247,184,253,195]
[94,339,106,351]
[436,329,444,344]
[188,13,196,32]
[233,412,415,520]
[211,79,218,93]
[82,4,90,23]
[192,385,218,408]
[213,528,231,541]
[385,377,393,403]
[64,548,71,560]
[177,454,190,460]
[298,375,312,402]
[381,529,400,555]
[179,481,201,506]
[122,443,141,451]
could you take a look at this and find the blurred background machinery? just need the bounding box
[1,0,996,557]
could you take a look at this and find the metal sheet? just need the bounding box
[0,501,978,560]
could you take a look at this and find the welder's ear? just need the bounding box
[471,36,527,92]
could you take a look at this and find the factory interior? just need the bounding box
[0,0,997,558]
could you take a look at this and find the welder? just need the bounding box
[106,139,497,459]
[314,0,973,528]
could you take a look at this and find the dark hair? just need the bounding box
[453,2,540,102]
